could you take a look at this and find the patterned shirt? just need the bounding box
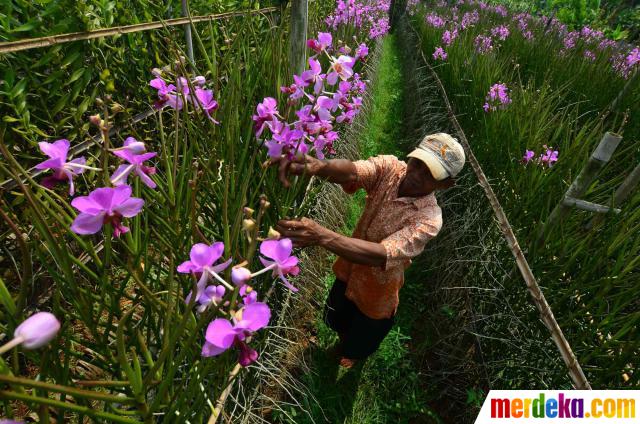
[332,155,443,319]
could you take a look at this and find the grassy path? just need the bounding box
[272,34,443,424]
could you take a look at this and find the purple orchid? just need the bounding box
[150,77,184,110]
[253,97,279,137]
[301,58,326,95]
[522,150,535,164]
[540,147,559,167]
[258,238,300,292]
[433,47,447,61]
[307,32,333,53]
[35,139,94,195]
[232,267,252,286]
[202,302,271,366]
[195,88,220,123]
[194,285,226,313]
[355,43,369,60]
[0,312,61,354]
[111,137,157,189]
[178,242,233,305]
[70,185,144,238]
[239,285,258,306]
[327,55,355,85]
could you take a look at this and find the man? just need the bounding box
[270,133,466,368]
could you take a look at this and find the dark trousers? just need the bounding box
[323,278,395,360]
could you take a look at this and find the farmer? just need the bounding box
[269,133,465,368]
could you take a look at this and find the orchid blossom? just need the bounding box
[35,139,97,195]
[110,137,157,189]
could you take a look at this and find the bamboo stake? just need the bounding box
[289,0,309,75]
[0,7,277,54]
[538,132,622,245]
[407,19,592,389]
[587,160,640,229]
[181,0,195,63]
[207,363,243,424]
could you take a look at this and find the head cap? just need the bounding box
[407,133,466,180]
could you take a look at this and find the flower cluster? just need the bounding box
[254,31,370,160]
[483,83,511,112]
[150,71,220,123]
[419,0,639,79]
[433,46,448,61]
[177,237,300,366]
[324,0,390,39]
[522,146,559,167]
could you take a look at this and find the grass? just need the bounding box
[271,34,444,424]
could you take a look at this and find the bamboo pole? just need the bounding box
[289,0,309,75]
[538,132,622,245]
[0,7,277,54]
[587,161,640,229]
[562,197,621,214]
[407,19,592,390]
[181,0,195,63]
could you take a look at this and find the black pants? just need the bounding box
[323,278,395,360]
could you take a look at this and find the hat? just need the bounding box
[407,133,466,180]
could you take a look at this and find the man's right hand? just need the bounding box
[264,154,324,188]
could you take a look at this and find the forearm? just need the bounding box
[313,159,357,185]
[320,228,387,267]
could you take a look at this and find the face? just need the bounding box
[400,158,455,197]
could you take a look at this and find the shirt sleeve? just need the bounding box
[340,155,394,195]
[379,209,443,271]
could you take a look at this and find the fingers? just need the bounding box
[278,157,292,188]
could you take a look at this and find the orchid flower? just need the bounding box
[178,242,233,305]
[433,47,448,61]
[195,88,220,123]
[0,312,60,355]
[35,139,96,195]
[202,302,271,366]
[71,185,144,237]
[253,97,279,137]
[307,32,333,53]
[301,58,326,95]
[522,150,535,164]
[110,137,157,189]
[258,238,300,292]
[193,285,226,314]
[327,55,355,85]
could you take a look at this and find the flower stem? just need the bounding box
[0,336,24,356]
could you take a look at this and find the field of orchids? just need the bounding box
[0,0,392,421]
[407,0,639,391]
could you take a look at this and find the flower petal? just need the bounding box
[115,197,144,218]
[205,318,237,348]
[71,196,103,214]
[71,212,105,235]
[201,341,227,357]
[242,302,271,332]
[190,243,216,268]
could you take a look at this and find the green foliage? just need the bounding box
[412,0,639,392]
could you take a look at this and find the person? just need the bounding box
[269,133,466,368]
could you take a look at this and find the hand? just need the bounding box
[263,154,324,188]
[276,217,331,248]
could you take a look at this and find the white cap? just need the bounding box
[407,133,466,180]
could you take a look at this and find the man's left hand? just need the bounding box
[276,218,330,248]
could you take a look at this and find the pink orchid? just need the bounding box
[71,185,144,237]
[110,137,157,189]
[35,139,93,195]
[202,302,271,367]
[178,242,233,305]
[259,238,300,292]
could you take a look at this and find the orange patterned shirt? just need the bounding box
[332,155,443,319]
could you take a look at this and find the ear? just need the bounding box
[437,177,456,189]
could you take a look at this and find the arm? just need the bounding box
[276,218,386,267]
[267,154,357,188]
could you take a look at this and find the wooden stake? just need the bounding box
[289,0,309,76]
[537,132,622,245]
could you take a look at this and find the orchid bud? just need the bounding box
[193,76,206,86]
[267,227,281,240]
[152,67,163,77]
[232,267,252,286]
[242,219,256,232]
[89,114,103,127]
[14,312,61,349]
[110,103,124,114]
[243,207,255,218]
